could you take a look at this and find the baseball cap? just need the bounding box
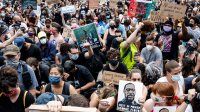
[38,31,47,39]
[0,24,8,36]
[14,37,25,49]
[3,45,20,56]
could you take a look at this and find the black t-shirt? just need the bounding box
[67,65,94,89]
[20,44,42,61]
[0,90,35,112]
[71,52,86,66]
[103,62,129,75]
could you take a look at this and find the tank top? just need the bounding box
[106,29,116,49]
[45,82,70,95]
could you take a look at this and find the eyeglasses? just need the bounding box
[131,78,141,81]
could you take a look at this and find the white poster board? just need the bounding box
[117,80,143,112]
[153,106,177,112]
[61,5,76,14]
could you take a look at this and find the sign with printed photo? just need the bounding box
[21,0,37,10]
[73,23,101,52]
[117,80,143,112]
[153,106,176,112]
[128,0,153,19]
[160,2,187,20]
[102,71,127,85]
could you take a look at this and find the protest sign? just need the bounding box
[160,2,187,20]
[128,0,153,18]
[100,0,107,5]
[73,23,101,52]
[149,11,167,23]
[153,106,176,112]
[21,0,37,10]
[110,0,118,8]
[29,105,97,112]
[102,71,127,85]
[117,80,143,112]
[61,5,76,14]
[46,0,61,4]
[89,0,99,9]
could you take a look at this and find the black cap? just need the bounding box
[164,20,173,26]
[64,60,75,72]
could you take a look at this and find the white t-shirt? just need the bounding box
[185,104,193,112]
[157,76,184,97]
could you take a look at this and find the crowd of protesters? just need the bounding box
[0,0,200,112]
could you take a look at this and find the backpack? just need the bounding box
[20,61,33,90]
[144,62,162,86]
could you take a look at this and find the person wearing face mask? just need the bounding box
[41,64,77,96]
[64,60,96,97]
[157,60,184,98]
[67,43,94,66]
[99,49,129,77]
[14,36,42,61]
[9,15,28,32]
[0,66,35,112]
[102,20,117,51]
[42,18,52,32]
[26,26,39,44]
[3,45,39,96]
[37,31,57,63]
[155,20,181,60]
[143,82,181,112]
[139,35,163,70]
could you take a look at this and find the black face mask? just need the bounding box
[189,23,194,27]
[110,25,115,29]
[109,60,119,66]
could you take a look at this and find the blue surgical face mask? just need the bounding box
[49,76,61,85]
[69,54,79,60]
[171,74,180,82]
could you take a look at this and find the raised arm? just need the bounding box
[122,22,144,49]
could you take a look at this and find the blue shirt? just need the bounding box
[18,62,39,90]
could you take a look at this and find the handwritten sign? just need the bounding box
[89,0,99,9]
[61,5,76,14]
[110,0,118,8]
[29,105,97,112]
[102,71,127,85]
[149,11,167,23]
[153,106,176,112]
[46,0,61,4]
[100,0,107,5]
[160,2,187,20]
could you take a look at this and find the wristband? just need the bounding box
[184,96,190,104]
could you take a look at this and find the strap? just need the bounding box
[122,47,131,59]
[0,92,3,97]
[23,91,28,108]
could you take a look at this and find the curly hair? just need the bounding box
[141,20,155,32]
[0,66,18,93]
[106,49,120,60]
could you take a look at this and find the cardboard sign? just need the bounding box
[117,81,143,112]
[110,0,118,8]
[160,2,187,20]
[153,106,176,112]
[46,0,61,5]
[73,23,101,52]
[61,5,76,14]
[29,105,97,112]
[102,71,127,85]
[21,0,37,10]
[89,0,99,9]
[149,11,167,23]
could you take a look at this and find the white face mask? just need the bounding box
[171,74,181,82]
[146,45,153,51]
[40,38,47,44]
[150,93,165,103]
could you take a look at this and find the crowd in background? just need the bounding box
[0,0,200,111]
